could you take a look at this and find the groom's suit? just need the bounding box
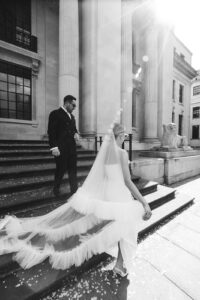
[48,107,78,194]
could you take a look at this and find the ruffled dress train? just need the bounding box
[0,165,144,272]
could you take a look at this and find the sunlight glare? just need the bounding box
[154,0,182,27]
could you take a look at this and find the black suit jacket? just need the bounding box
[48,107,78,154]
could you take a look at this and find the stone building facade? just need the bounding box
[190,72,200,147]
[0,0,196,149]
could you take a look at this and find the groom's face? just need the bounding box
[65,100,76,113]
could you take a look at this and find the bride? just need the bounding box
[0,122,152,277]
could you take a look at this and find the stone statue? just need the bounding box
[161,123,188,149]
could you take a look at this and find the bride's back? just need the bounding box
[105,164,124,182]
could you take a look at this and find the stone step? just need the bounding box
[0,140,48,144]
[0,179,157,214]
[0,185,73,215]
[0,149,95,158]
[139,191,194,234]
[144,185,175,209]
[0,160,94,179]
[0,190,193,300]
[0,181,165,283]
[0,144,50,150]
[0,154,95,167]
[0,143,83,150]
[0,171,89,194]
[135,179,158,195]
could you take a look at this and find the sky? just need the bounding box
[154,0,200,70]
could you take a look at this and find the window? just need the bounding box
[172,111,175,123]
[0,0,37,52]
[180,53,185,60]
[178,114,183,135]
[0,60,32,120]
[172,80,176,100]
[193,85,200,96]
[193,107,200,119]
[132,90,137,128]
[192,125,199,139]
[179,84,184,103]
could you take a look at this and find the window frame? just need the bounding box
[193,107,200,119]
[192,125,199,139]
[0,59,32,121]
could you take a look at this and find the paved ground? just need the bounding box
[42,176,200,300]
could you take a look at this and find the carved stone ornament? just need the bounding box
[161,123,189,149]
[32,58,40,77]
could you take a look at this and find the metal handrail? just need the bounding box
[95,134,133,161]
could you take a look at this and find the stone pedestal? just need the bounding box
[140,149,200,184]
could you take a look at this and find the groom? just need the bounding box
[48,95,79,196]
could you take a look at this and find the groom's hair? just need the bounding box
[63,95,76,104]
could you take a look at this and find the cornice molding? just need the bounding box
[0,40,41,77]
[174,52,197,79]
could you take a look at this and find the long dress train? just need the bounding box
[0,133,144,272]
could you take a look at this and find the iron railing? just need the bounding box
[95,134,133,161]
[0,26,37,52]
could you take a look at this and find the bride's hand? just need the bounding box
[143,203,152,221]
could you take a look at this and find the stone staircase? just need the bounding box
[0,140,194,300]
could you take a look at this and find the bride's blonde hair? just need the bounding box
[113,123,124,138]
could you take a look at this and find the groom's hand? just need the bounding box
[51,147,60,157]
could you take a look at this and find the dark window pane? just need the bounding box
[24,95,30,103]
[0,91,7,100]
[24,103,30,112]
[0,72,7,81]
[8,75,15,83]
[9,101,16,110]
[0,59,32,120]
[17,101,23,111]
[8,92,16,101]
[192,125,199,139]
[8,83,15,92]
[9,110,16,119]
[0,109,9,118]
[24,78,30,87]
[17,94,23,102]
[24,86,30,95]
[0,61,7,74]
[16,76,23,85]
[0,101,8,109]
[16,85,23,94]
[193,85,200,96]
[193,107,200,119]
[0,82,7,91]
[24,111,31,120]
[17,111,23,119]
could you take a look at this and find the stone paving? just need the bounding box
[42,177,200,300]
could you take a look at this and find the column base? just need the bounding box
[142,138,161,146]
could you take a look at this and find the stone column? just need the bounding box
[121,0,133,133]
[59,0,79,106]
[79,0,97,136]
[143,23,159,143]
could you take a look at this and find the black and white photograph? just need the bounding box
[0,0,200,299]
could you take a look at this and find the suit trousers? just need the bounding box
[54,150,78,194]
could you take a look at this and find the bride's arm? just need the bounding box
[120,150,152,220]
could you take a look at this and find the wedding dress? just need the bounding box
[0,129,144,272]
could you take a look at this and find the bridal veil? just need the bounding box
[0,125,143,271]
